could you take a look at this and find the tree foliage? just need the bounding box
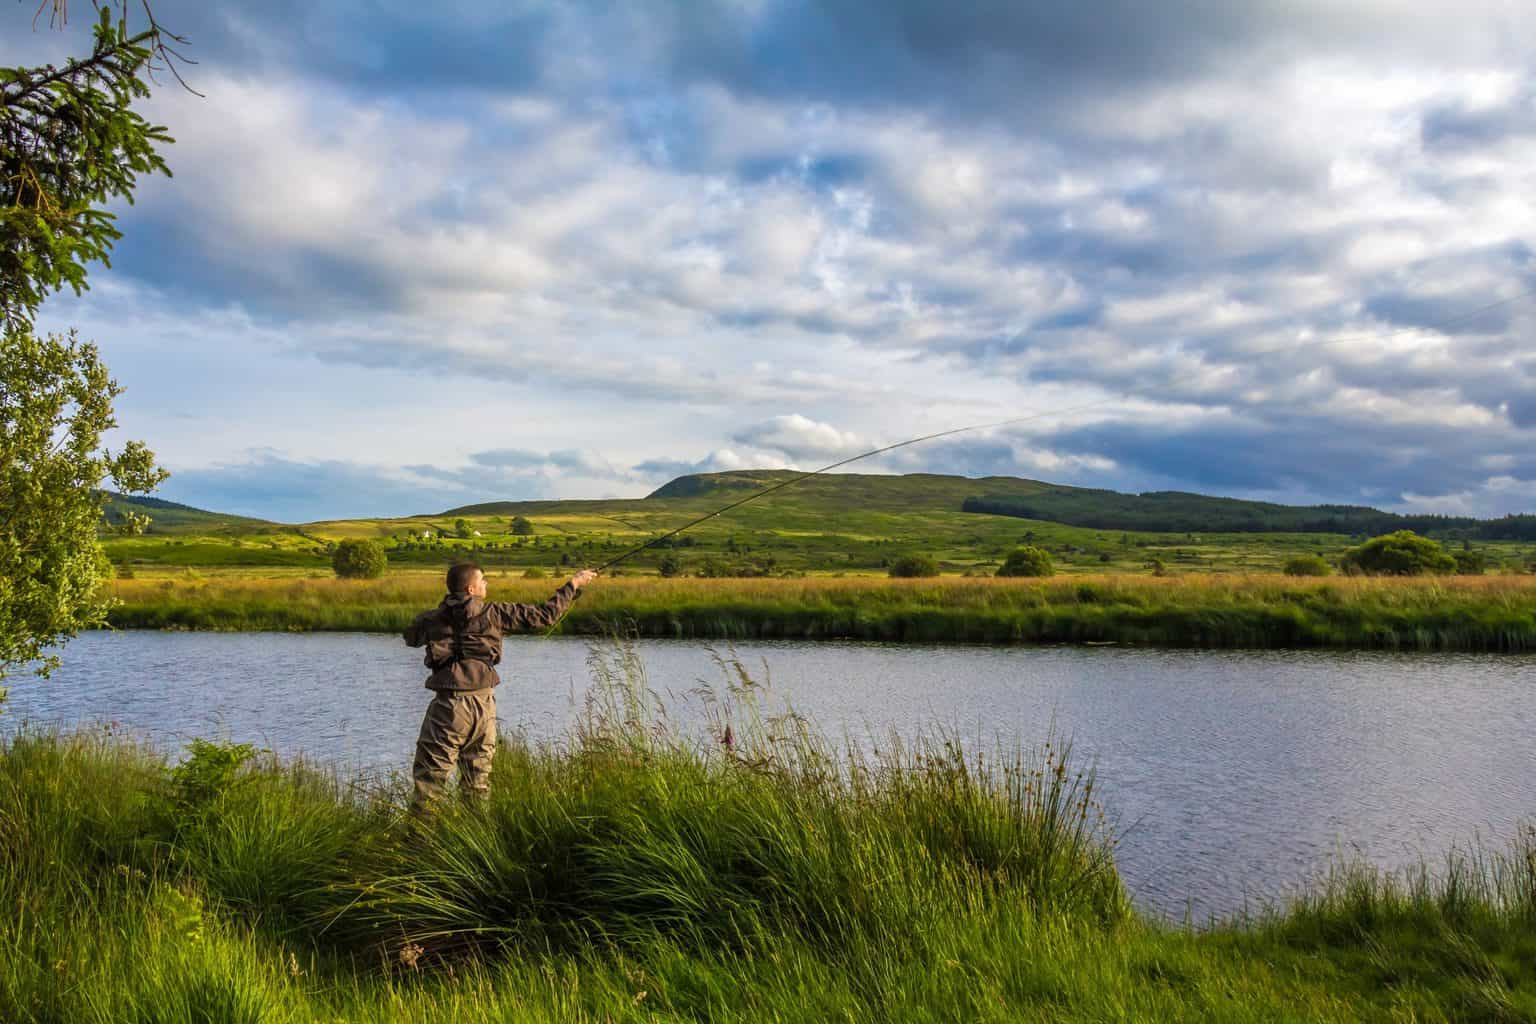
[1339,531,1457,576]
[331,539,387,579]
[2,4,176,330]
[997,546,1054,578]
[510,516,534,536]
[0,328,166,681]
[0,3,181,687]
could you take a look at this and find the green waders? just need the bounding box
[411,689,497,808]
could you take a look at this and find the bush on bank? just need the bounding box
[1282,555,1332,577]
[331,539,387,579]
[1340,530,1457,576]
[996,546,1055,577]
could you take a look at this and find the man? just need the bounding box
[403,561,598,806]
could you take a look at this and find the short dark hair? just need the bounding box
[447,562,483,593]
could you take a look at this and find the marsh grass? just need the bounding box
[106,572,1536,650]
[6,644,1536,1020]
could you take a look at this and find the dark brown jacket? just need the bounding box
[403,583,580,691]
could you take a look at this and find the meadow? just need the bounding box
[107,571,1536,651]
[6,650,1536,1022]
[98,473,1536,649]
[103,470,1536,581]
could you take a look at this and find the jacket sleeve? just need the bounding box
[492,581,580,633]
[403,612,431,648]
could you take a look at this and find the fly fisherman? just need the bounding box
[404,561,598,807]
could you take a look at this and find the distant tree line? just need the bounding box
[963,491,1536,539]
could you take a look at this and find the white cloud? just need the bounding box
[732,415,867,460]
[14,1,1536,518]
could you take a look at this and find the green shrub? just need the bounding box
[521,567,548,580]
[1283,555,1332,577]
[1453,550,1487,576]
[996,546,1054,578]
[889,554,940,578]
[1340,531,1456,576]
[511,516,534,536]
[331,539,387,579]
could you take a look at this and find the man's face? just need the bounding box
[468,570,488,598]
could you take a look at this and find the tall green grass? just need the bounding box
[106,573,1536,650]
[5,645,1536,1020]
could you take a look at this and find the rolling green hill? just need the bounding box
[101,493,273,534]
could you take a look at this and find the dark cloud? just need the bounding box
[1421,94,1536,151]
[1507,392,1536,429]
[1039,414,1536,505]
[1363,290,1515,336]
[98,1,552,95]
[660,1,1277,116]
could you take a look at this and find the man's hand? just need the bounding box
[570,569,599,591]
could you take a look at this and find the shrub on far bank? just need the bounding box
[997,546,1054,578]
[889,554,940,578]
[1283,555,1332,577]
[1339,531,1456,576]
[521,567,548,579]
[331,539,387,579]
[1453,549,1487,576]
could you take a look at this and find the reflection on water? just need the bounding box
[6,631,1535,922]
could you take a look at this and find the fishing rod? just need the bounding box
[584,281,1536,574]
[592,395,1126,573]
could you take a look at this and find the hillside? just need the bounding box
[964,490,1536,540]
[101,493,273,534]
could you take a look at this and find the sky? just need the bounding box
[9,1,1536,522]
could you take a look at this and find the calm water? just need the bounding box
[6,631,1534,922]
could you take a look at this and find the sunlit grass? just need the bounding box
[106,572,1536,650]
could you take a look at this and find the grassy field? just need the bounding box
[105,571,1536,650]
[103,472,1536,579]
[6,653,1536,1022]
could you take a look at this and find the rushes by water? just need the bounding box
[108,571,1536,650]
[4,644,1536,1021]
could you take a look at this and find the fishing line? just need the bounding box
[584,280,1536,573]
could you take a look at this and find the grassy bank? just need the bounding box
[5,654,1536,1022]
[105,572,1536,650]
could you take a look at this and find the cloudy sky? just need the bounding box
[10,1,1536,521]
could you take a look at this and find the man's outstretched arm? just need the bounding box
[494,569,598,632]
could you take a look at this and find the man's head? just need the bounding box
[447,561,486,597]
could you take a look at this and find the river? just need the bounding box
[6,630,1534,922]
